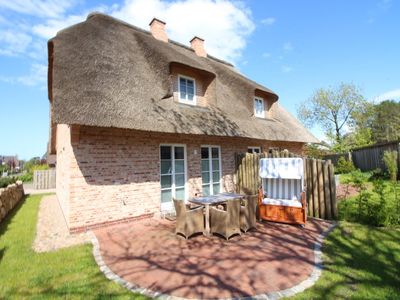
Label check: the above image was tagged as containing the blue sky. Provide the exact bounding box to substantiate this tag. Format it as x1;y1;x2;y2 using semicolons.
0;0;399;160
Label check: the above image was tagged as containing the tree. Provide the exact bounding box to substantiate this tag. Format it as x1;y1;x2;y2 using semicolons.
371;100;400;143
298;83;367;151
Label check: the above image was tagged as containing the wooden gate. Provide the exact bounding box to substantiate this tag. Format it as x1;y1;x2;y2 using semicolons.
235;151;337;220
33;169;56;190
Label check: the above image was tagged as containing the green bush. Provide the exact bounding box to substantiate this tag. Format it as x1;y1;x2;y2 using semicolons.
335;157;356;174
16;173;33;182
339;175;400;227
0;177;17;188
383;150;398;182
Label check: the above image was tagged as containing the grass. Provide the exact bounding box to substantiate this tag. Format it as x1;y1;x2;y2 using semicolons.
289;221;400;299
0;194;146;299
1;194;399;299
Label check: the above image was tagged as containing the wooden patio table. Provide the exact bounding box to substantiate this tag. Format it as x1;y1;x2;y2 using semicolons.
188;192;245;236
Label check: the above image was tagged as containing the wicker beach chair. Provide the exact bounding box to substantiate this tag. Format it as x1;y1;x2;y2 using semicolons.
240;195;258;232
173;199;204;239
210;198;241;240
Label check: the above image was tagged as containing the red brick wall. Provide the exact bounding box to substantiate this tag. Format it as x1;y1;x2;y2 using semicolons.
57;124;304;232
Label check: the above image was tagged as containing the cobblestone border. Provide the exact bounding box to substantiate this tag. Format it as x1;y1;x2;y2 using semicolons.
90;221;337;300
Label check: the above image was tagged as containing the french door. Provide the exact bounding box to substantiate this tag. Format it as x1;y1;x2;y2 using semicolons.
201;146;221;196
160;145;186;211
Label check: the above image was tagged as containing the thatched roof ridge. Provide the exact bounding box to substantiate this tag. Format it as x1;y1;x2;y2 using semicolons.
49;12;318;143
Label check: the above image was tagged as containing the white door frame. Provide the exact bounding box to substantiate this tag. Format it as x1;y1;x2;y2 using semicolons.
159;144;188;211
200;145;222;195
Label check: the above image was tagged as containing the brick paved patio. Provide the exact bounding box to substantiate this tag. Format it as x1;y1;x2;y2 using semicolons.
94;218;334;299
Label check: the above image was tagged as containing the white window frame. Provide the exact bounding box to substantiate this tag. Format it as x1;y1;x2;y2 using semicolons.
159;144;188;211
200;145;222;195
178;75;197;105
254;97;265;118
248;146;261;154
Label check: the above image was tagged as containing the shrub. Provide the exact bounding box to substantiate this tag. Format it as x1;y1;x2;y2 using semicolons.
383;150;398;182
0;177;17;188
17;173;33;182
335;157;356;174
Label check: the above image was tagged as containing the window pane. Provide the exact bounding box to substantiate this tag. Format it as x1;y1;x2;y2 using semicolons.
212;183;220;194
175;174;185;187
247;148;253;153
187;93;194;101
201;147;209;159
212;171;220;183
202;184;210;196
201;160;209;172
180;91;187;100
254;148;260;153
211;147;219;158
174;147;184;159
202;172;210;184
212;159;220;171
175;160;184;173
161;189;172;203
187;79;194;88
187;86;194;96
161;175;172;188
160;146;171;159
175;187;185;200
179;77;186;87
161;160;172;174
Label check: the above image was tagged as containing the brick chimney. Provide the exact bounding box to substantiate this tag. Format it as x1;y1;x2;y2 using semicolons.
190;36;207;57
149;18;168;42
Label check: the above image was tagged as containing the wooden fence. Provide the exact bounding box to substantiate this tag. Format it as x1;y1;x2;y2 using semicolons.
235;151;337;220
325;141;400;176
33;169;56;190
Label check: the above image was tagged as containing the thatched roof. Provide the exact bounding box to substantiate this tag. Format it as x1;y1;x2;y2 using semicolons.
48;13;318;143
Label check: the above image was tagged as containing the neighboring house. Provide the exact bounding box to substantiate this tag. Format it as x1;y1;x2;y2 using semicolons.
0;155;19;171
48;13;318;233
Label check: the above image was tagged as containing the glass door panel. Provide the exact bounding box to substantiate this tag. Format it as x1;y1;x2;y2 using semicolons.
160;145;186;210
201;146;221;196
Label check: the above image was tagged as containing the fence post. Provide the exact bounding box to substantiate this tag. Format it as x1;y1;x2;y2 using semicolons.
328;161;337;219
306;159;313;217
312;159;319;218
323;161;332;219
317;160;325;219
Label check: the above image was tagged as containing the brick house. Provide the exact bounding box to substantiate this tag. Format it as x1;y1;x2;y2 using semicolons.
48;13;318;233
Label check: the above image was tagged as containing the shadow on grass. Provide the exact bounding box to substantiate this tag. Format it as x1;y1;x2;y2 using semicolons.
290;223;400;299
0;195;27;238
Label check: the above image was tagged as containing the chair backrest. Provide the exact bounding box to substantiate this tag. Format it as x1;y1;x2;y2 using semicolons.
263;178;302;200
173;198;186;219
227;198;241;226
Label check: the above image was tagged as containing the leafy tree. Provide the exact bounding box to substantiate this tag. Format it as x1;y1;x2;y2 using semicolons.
298;83;367;151
371;100;400;143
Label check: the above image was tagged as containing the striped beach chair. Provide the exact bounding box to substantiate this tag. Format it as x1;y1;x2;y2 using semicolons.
258;158;307;225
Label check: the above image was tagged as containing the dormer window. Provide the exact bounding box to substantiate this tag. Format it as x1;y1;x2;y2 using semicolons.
178;75;196;105
254;97;264;118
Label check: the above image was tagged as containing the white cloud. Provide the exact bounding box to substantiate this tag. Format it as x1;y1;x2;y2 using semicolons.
283;42;293;52
0;30;32;56
0;0;74;18
111;0;255;63
281;65;293;73
262;52;271;58
261;17;275;25
373;89;400;102
0;63;47;87
32;14;87;39
17;63;47;86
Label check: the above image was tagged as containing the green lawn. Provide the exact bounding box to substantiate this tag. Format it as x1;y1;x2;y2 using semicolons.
0;194;145;299
289;222;400;299
1;194;399;299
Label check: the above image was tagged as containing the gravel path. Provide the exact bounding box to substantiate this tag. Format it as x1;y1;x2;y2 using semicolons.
33;194;91;252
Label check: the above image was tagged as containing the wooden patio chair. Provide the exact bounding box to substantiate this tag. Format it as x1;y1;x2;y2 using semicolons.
210;198;241;240
173;198;204;239
240;195;258;232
